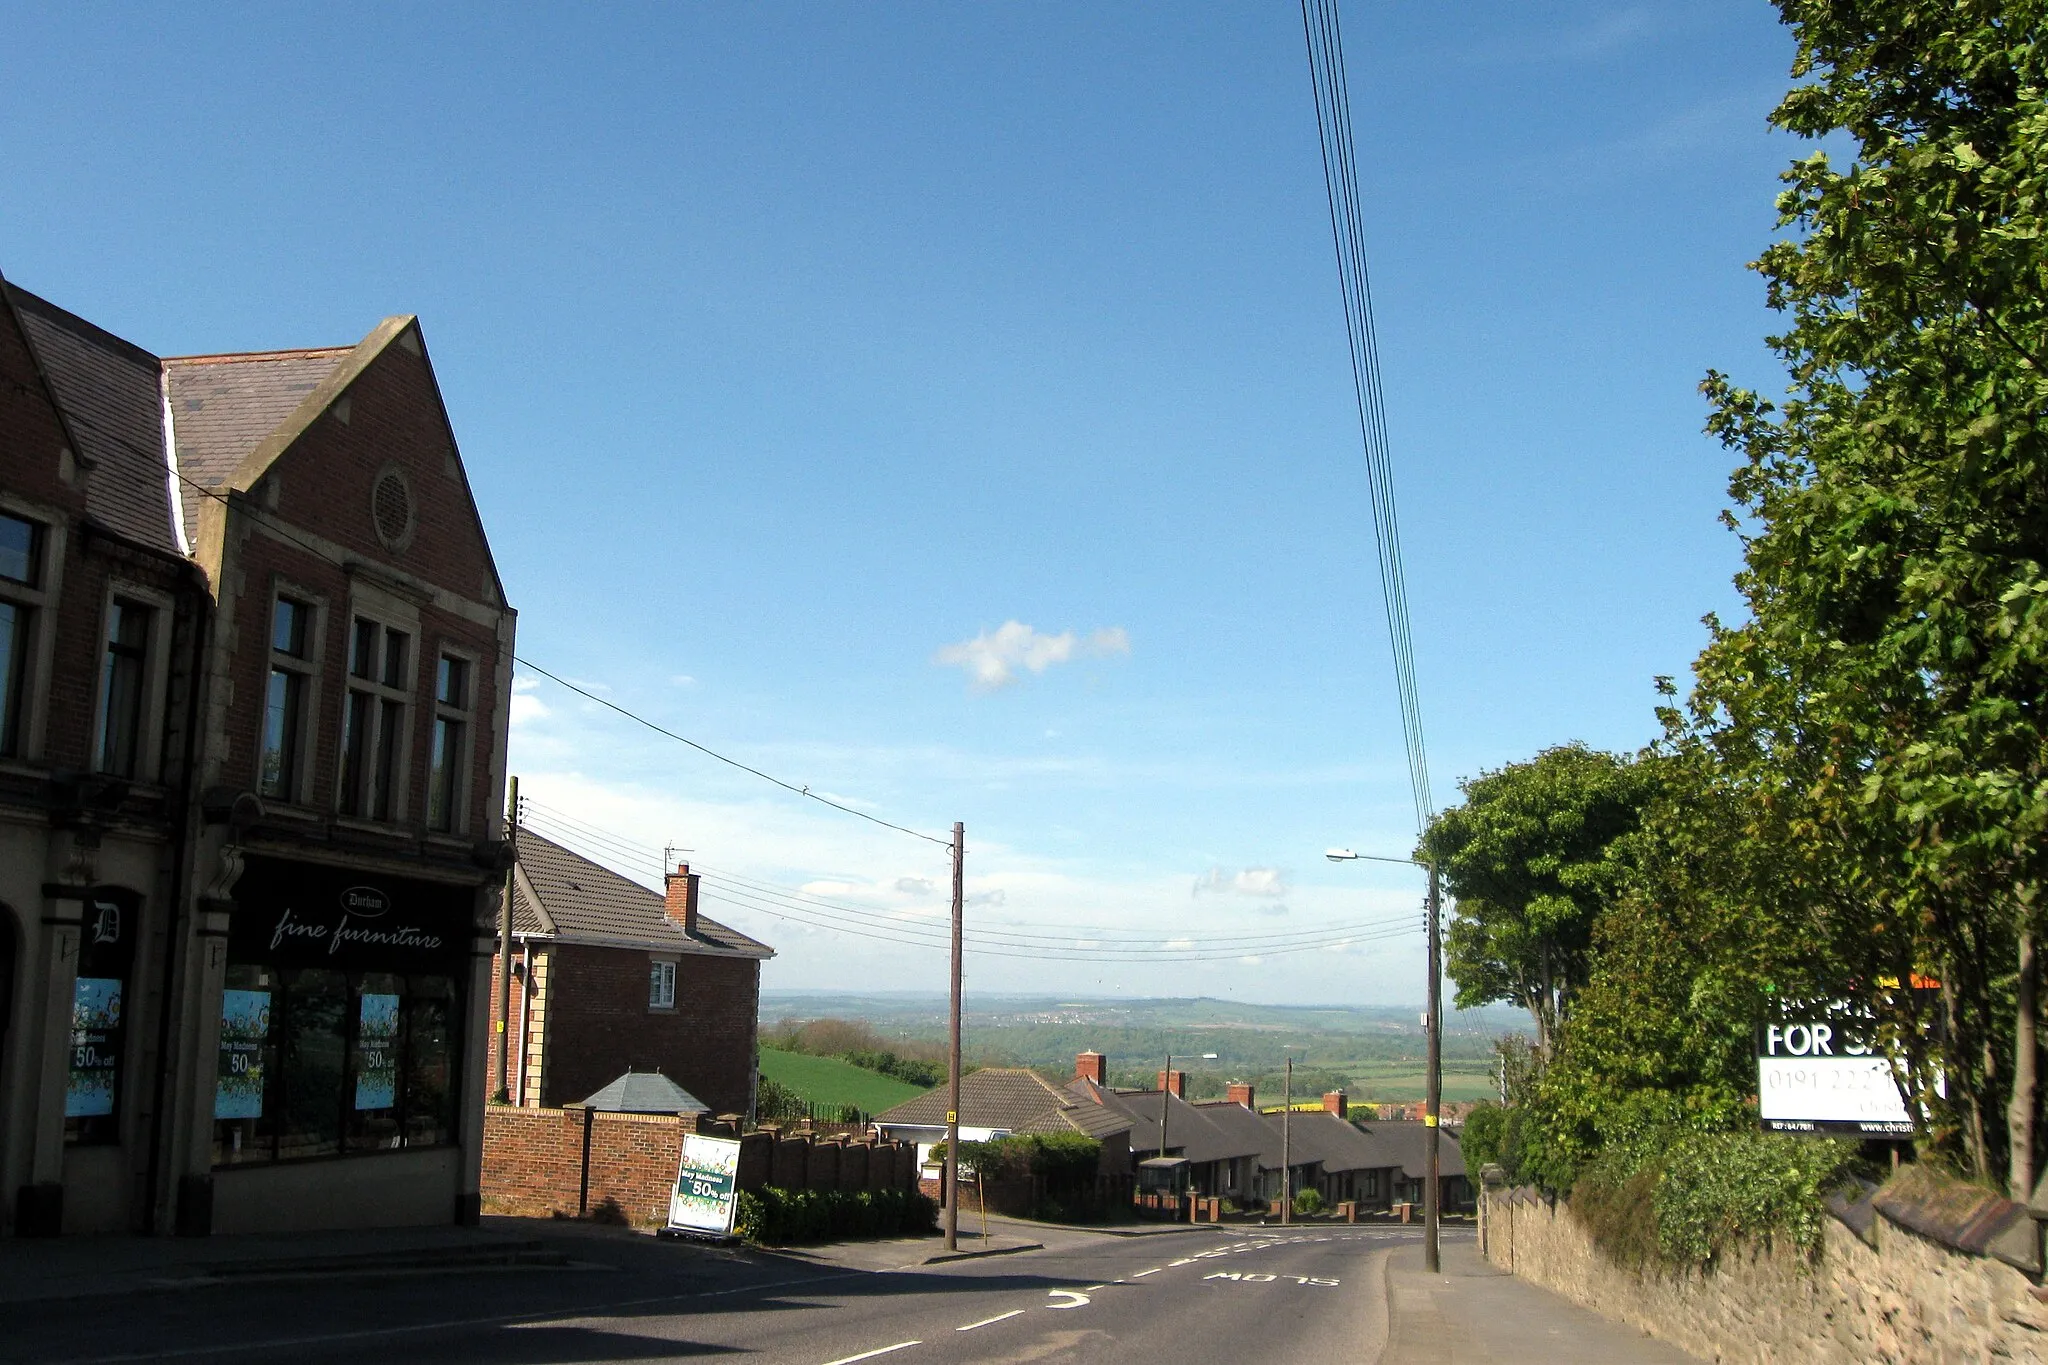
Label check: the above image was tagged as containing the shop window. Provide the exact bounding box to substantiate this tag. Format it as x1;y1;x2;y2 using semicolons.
211;967;462;1165
0;511;46;759
649;958;677;1010
66;889;140;1145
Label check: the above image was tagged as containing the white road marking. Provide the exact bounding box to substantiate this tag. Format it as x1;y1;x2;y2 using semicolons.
820;1343;922;1365
1131;1268;1162;1278
1081;1284;1108;1291
1045;1290;1092;1310
956;1311;1025;1333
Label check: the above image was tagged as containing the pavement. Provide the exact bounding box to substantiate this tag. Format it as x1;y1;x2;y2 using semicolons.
0;1216;1703;1363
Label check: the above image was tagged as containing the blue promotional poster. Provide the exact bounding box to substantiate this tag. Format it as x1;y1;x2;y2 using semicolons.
215;989;272;1120
354;993;400;1111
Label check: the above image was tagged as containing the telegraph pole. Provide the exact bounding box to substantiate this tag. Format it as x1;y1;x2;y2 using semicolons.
492;775;518;1103
1281;1056;1293;1224
944;821;964;1252
1424;860;1442;1273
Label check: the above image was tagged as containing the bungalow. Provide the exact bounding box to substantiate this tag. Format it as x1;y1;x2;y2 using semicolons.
872;1066;1131;1187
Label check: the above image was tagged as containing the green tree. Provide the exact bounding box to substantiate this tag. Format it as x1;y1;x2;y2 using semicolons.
1686;0;2048;1189
1421;745;1653;1055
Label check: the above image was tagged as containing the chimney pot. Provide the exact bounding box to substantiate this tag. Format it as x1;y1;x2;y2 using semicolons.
1226;1082;1255;1110
1075;1051;1108;1086
1322;1090;1347;1118
664;863;700;937
1156;1069;1186;1100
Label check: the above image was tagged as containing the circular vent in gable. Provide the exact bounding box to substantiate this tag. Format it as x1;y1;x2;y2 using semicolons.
370;465;416;552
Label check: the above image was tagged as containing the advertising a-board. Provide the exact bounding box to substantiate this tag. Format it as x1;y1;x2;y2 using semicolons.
667;1134;743;1238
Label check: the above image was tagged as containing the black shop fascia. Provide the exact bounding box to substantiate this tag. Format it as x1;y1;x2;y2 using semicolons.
214;857;475;1168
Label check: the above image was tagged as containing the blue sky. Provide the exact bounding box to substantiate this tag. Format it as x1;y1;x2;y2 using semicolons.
2;3;1800;1004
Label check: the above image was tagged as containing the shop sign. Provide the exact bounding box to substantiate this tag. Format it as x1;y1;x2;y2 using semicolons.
1757;1013;1915;1135
215;989;271;1119
667;1134;742;1238
230;857;472;972
67;890;139;1124
355;992;401;1110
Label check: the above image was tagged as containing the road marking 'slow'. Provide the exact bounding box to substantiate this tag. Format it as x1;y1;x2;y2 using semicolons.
956;1311;1024;1333
1131;1267;1161;1278
820;1342;922;1365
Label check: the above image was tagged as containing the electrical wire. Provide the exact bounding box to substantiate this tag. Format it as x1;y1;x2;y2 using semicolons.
158;464;948;850
517;802;1424;963
1300;0;1434;838
521;801;1416;947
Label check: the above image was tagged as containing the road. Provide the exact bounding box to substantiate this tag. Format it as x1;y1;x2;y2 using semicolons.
0;1223;1425;1365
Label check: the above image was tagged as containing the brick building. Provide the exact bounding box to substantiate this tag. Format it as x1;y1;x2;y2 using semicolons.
493;828;773;1119
0;270;514;1236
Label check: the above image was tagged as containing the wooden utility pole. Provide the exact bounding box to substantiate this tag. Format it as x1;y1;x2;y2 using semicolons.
1281;1056;1293;1224
1424;860;1442;1273
944;821;964;1252
493;775;518;1103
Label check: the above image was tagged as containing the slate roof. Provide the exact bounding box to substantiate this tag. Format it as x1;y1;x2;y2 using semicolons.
875;1068;1134;1140
1066;1079;1265;1166
3;284;179;554
571;1069;708;1114
161;348;349;537
1353;1119;1466;1180
510;826;773;959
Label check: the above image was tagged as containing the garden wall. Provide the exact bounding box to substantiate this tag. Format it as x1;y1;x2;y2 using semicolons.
1480;1169;2048;1363
481;1108;917;1228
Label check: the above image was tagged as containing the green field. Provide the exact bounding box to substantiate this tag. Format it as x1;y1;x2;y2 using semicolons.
758;1047;927;1114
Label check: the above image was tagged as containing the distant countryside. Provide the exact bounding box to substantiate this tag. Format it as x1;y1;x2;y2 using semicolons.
756;993;1523;1109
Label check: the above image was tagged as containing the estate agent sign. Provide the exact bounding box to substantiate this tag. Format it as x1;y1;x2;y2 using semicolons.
1756;1012;1914;1135
667;1134;742;1238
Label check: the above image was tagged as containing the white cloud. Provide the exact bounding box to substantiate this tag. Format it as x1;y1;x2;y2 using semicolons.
895;877;934;895
670;674;696;687
509;678;550;728
933;621;1131;691
1193;866;1291;898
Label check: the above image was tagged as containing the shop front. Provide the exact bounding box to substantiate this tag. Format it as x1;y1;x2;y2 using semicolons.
207;856;484;1232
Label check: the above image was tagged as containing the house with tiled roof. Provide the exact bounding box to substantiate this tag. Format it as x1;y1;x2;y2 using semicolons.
497;828;773;1119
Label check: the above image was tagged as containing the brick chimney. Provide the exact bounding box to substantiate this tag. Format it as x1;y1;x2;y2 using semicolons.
1322;1090;1347;1118
664;863;700;937
1075;1051;1108;1086
1156;1070;1186;1099
1226;1082;1255;1109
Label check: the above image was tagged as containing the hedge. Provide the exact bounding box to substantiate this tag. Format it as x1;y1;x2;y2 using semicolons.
734;1187;939;1245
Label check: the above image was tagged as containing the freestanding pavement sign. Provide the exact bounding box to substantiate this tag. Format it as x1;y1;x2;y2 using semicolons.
665;1133;743;1240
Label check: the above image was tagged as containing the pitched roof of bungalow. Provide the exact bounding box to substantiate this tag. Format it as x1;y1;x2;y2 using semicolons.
1064;1078;1266;1165
876;1067;1133;1140
511;826;773;959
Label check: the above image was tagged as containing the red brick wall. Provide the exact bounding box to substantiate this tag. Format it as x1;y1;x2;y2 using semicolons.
481;1106;685;1227
537;943;759;1116
211;329;508;837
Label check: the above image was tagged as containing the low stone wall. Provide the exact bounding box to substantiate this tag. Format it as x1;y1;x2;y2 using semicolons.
481;1108;919;1229
1481;1177;2048;1363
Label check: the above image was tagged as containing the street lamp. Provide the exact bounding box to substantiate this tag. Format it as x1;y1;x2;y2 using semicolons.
1326;846;1444;1274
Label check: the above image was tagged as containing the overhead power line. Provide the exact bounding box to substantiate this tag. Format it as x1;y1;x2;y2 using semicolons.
511;657;950;847
515;800;1422;963
1301;0;1434;837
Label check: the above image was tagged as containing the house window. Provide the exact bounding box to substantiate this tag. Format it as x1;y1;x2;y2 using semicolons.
426;652;471;833
338;617;413;820
648;959;677;1010
96;599;151;777
259;596;313;801
0;512;46;758
211;967;458;1165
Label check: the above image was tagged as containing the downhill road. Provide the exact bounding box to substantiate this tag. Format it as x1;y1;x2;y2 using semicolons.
0;1220;1693;1364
